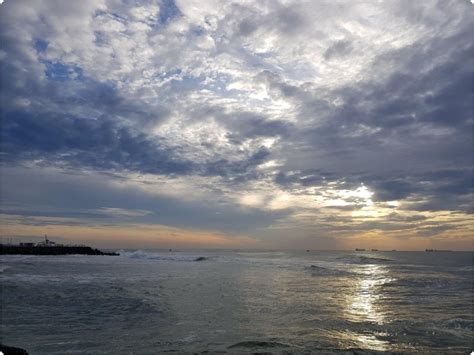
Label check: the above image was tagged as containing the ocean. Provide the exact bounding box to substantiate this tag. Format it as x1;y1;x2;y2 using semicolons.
1;250;472;354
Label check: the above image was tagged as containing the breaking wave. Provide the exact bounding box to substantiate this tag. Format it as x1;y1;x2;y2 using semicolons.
306;265;353;277
228;341;294;349
119;250;208;262
441;317;473;331
338;255;394;265
0;265;11;273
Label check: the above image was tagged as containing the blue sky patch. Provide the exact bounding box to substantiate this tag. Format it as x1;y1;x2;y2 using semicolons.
34;39;48;53
43;60;83;82
159;0;181;24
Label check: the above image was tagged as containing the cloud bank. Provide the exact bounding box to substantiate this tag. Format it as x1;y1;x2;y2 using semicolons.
0;0;472;249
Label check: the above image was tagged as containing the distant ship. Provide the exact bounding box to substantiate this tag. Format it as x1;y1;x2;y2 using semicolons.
355;248;366;251
371;249;378;251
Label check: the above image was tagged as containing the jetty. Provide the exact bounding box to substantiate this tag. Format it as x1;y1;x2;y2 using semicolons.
0;235;119;256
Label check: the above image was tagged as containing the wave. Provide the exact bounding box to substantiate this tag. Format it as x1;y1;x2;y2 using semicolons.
306;265;353;277
228;341;294;349
384;275;468;290
441;317;473;331
402;317;474;340
0;265;11;273
456;265;473;272
118;250;208;262
338;255;394;265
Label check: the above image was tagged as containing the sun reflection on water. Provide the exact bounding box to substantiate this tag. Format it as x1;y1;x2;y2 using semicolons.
350;265;385;324
344;264;394;351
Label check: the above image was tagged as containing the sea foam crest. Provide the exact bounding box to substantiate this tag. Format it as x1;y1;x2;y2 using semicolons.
119;250;208;262
306;265;353;277
338;255;394;265
442;317;473;331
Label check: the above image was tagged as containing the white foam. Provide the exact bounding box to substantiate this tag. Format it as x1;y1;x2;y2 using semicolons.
119;250;207;262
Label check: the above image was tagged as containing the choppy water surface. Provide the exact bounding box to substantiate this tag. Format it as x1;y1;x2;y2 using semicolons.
1;250;472;354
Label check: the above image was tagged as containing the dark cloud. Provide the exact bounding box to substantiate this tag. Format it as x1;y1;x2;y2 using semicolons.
204;146;271;181
238;18;259;37
1;107;276;181
272;6;307;35
274;166;472;213
386;212;427;223
324;40;353;61
235;4;307;38
275;169;335;187
369;180;416;202
218;111;291;139
270;24;473;215
1;109;194;175
416;224;459;237
0;167;286;233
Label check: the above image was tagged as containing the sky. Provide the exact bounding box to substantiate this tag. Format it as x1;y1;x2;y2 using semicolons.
0;0;472;250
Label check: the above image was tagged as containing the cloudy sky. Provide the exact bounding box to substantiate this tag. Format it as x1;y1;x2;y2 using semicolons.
0;0;472;250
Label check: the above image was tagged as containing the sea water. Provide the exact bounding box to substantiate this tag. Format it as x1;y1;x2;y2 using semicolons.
1;250;472;354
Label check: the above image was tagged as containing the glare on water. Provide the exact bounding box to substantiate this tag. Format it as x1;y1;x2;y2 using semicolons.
343;264;394;351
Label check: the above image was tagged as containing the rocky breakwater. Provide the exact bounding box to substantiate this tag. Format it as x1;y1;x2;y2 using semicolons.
0;343;29;354
0;244;119;256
